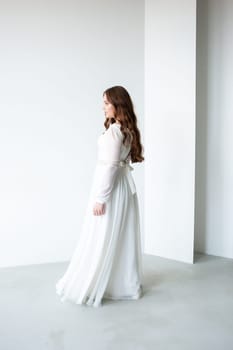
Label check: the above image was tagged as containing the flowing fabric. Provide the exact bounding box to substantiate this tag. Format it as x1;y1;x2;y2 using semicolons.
55;123;143;307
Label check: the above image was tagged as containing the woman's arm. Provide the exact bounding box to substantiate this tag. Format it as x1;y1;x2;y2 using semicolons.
94;124;123;205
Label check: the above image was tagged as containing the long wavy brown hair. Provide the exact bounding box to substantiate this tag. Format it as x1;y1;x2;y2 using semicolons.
103;86;144;163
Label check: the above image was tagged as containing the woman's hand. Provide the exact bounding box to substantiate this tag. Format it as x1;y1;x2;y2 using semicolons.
93;202;106;216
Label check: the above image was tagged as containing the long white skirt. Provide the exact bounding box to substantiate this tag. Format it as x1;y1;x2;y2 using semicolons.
55;164;143;307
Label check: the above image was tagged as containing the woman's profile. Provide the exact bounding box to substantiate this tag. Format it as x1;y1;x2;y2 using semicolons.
55;85;145;307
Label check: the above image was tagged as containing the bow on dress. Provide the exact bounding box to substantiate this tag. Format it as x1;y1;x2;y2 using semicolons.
97;159;136;195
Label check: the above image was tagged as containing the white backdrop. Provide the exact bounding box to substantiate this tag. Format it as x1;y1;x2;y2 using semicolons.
1;0;232;268
144;0;196;263
0;0;144;268
195;0;233;259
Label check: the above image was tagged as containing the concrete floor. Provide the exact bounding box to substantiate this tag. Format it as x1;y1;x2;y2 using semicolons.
0;253;233;350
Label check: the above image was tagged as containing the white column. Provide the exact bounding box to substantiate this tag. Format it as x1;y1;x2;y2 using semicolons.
144;0;196;263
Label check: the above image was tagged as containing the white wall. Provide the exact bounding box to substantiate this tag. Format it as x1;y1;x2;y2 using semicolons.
144;0;196;263
2;0;231;269
0;0;144;268
195;0;233;259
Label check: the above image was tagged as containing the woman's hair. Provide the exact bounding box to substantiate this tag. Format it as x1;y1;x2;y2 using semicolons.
103;86;144;163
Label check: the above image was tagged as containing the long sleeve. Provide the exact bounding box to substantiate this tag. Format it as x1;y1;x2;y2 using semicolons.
95;125;123;204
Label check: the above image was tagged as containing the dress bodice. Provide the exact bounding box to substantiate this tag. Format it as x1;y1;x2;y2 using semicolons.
97;123;132;162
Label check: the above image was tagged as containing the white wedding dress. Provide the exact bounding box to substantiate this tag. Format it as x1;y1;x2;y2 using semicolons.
55;122;143;307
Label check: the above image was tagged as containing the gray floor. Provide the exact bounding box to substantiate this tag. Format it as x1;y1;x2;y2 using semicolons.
0;253;232;350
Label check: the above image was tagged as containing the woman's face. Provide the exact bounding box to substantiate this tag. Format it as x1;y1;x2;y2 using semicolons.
103;93;116;120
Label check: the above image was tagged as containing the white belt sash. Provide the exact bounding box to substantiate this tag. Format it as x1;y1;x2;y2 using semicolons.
97;159;136;195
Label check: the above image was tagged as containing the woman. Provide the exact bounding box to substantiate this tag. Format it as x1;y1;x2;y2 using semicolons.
56;85;144;307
